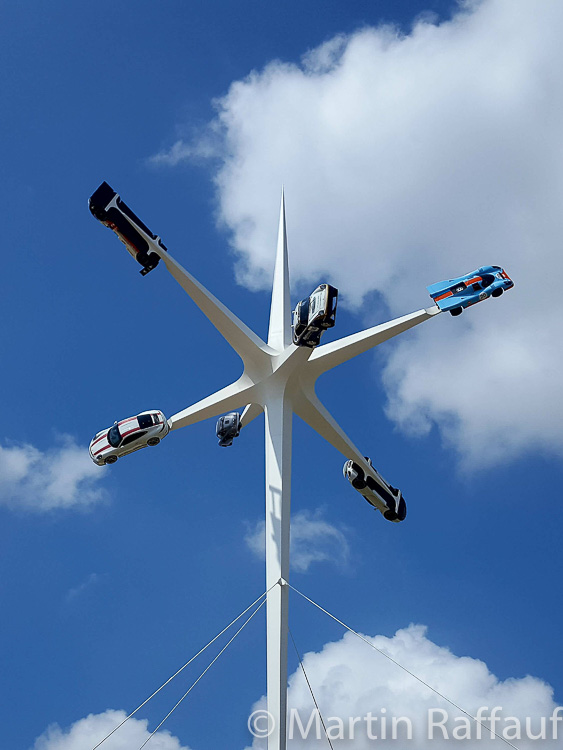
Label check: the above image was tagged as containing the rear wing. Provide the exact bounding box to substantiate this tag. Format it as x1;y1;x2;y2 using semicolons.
426;278;462;298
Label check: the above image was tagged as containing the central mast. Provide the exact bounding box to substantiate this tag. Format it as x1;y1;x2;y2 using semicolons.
265;192;293;749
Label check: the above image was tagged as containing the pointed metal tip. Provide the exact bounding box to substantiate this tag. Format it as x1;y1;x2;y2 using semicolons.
269;186;291;350
279;187;286;224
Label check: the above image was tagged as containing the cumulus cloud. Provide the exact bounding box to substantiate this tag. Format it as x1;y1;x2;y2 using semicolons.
245;509;350;572
154;0;563;467
32;709;191;750
246;624;562;748
0;435;107;511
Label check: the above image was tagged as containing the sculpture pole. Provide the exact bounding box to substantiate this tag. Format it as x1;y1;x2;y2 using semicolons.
263;197;293;749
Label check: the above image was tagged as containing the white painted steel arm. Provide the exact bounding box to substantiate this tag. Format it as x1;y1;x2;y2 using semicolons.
149;242;273;369
240;402;264;428
168;376;255;431
267;191;293;352
306;306;440;377
293;390;374;477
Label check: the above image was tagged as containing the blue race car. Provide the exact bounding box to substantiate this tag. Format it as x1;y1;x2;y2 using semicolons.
427;265;514;316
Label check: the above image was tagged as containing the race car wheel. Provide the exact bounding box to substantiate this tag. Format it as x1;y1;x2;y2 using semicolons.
147;437;160;446
351;466;366;490
491;288;504;297
450;307;463;316
105;455;118;464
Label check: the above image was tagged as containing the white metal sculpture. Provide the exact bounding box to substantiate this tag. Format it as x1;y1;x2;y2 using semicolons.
136;193;440;749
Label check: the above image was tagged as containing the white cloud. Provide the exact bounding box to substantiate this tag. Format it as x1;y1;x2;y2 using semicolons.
382;307;563;468
154;0;563;467
245;509;350;572
32;710;191;750
246;624;562;749
150;140;195;166
65;573;101;602
149;135;219;167
0;435;107;511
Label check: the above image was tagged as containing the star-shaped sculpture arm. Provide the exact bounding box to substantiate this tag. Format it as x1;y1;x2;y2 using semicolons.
306;305;441;379
293;389;376;481
240;402;264;428
147;242;274;376
168;376;256;431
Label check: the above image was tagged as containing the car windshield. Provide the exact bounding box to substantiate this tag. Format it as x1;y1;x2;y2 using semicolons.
107;424;122;448
481;274;495;288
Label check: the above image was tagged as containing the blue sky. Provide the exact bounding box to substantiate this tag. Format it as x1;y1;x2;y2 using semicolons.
2;1;563;748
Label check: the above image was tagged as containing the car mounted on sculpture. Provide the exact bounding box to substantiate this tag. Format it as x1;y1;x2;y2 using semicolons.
216;412;241;447
427;265;514;316
89;181;167;276
292;283;338;347
89;410;170;465
343;457;407;522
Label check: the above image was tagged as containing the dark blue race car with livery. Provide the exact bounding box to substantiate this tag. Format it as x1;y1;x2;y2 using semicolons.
427;265;514;316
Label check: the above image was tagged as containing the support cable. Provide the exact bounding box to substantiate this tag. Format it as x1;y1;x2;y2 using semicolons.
289;584;521;750
289;628;334;750
138;597;267;750
92;585;276;750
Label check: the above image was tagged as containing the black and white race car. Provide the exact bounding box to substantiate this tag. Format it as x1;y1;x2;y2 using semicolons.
343;457;407;522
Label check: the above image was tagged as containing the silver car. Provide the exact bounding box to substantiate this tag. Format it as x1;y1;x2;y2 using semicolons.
216;412;241;447
89;410;170;465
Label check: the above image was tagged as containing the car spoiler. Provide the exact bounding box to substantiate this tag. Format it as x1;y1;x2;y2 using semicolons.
426;278;461;297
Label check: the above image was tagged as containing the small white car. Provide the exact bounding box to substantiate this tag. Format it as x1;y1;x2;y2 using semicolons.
89;410;170;465
343;458;407;522
292;283;338;347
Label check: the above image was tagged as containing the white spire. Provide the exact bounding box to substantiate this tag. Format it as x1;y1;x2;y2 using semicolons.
267;189;292;352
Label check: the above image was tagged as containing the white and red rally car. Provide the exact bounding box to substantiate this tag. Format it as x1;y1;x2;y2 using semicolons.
89;410;170;465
